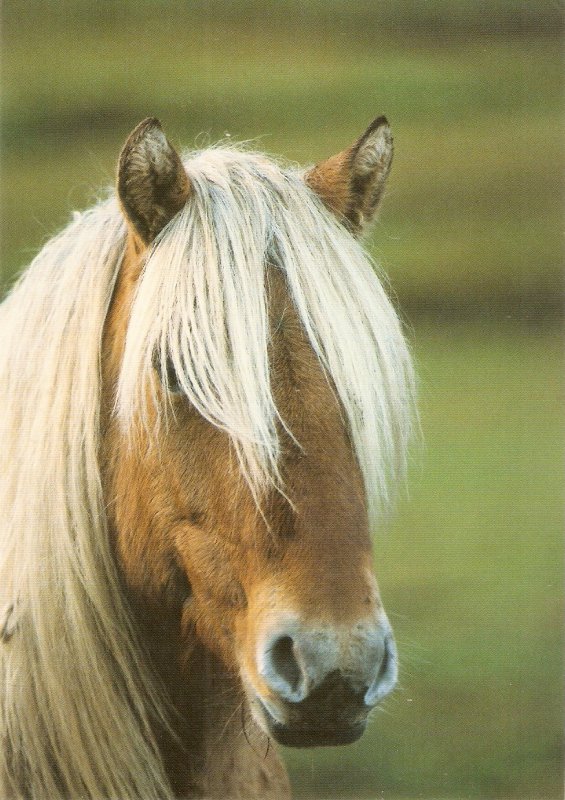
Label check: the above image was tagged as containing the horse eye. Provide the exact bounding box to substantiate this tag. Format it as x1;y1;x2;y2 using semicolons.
153;353;184;395
164;553;193;608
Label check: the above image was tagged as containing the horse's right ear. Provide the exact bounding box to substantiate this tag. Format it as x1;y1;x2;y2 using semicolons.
117;118;191;245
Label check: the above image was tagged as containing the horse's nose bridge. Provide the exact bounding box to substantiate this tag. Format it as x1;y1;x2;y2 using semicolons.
256;612;392;703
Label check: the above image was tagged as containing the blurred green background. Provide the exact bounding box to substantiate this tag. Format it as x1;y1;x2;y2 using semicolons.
1;2;563;797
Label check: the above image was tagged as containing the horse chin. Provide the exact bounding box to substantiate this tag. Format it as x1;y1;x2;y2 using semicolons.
245;685;368;749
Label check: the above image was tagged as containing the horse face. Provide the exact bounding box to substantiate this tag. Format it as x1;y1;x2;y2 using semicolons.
104;118;399;748
105;279;397;747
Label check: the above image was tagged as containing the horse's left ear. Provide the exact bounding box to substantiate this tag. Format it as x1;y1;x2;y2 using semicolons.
117;118;191;245
305;116;393;234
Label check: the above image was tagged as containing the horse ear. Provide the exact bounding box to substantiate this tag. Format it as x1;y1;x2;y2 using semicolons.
117;118;191;245
305;116;393;234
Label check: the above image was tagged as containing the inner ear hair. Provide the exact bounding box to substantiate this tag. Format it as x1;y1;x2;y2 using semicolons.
117;117;191;245
347;116;393;228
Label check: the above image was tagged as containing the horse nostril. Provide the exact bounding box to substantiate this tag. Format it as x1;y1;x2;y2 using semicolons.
364;630;398;706
264;635;305;702
257;619;397;707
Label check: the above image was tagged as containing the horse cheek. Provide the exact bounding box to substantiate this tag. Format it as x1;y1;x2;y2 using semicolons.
174;529;243;659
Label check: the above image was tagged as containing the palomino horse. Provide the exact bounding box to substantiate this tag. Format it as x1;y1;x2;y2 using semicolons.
0;117;414;799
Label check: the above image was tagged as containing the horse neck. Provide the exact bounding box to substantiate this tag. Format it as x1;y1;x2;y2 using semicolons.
128;592;290;799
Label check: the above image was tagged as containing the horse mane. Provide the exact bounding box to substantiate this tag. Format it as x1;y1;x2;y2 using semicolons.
0;200;174;798
0;146;414;798
118;147;415;517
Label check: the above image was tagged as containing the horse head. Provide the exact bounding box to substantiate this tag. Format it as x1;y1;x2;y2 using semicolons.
102;117;410;750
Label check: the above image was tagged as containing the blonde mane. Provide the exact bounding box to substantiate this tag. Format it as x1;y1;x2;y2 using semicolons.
0;146;414;798
118;147;414;518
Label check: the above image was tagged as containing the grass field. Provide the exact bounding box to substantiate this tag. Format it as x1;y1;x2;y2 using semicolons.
1;4;563;316
1;2;563;797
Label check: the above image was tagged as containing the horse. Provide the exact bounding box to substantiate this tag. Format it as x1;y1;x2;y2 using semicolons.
0;116;414;799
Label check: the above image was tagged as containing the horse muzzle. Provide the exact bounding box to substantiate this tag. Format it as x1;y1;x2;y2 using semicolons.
254;671;370;747
243;613;398;747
